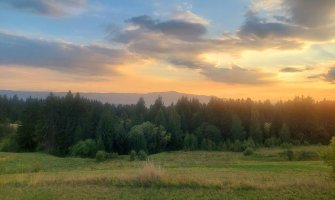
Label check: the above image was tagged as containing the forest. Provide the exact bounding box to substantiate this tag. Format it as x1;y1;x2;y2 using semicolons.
0;91;334;157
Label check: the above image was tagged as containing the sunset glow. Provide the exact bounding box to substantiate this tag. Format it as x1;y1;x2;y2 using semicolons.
1;0;335;100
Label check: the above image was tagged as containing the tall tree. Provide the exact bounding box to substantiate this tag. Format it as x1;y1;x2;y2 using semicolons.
249;109;263;144
279;123;291;143
230;114;246;141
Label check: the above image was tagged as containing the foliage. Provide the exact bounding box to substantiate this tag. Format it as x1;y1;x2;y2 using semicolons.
281;142;293;149
195;123;222;146
96;150;108;162
128;122;171;154
264;136;280;147
183;133;198;151
137;150;148;161
1;93;335;156
129;150;136;161
69;139;98;158
242;137;256;150
108;152;119;159
0;134;19;152
279;123;291;143
233;140;243;152
201;138;216;151
286;150;294;161
249;109;263;144
320;137;335;173
243;147;254;156
296;151;319;161
231;114;246;141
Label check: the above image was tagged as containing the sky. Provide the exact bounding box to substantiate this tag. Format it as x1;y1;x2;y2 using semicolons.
1;0;335;100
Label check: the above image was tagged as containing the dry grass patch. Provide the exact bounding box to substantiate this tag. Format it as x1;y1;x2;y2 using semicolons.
136;162;164;185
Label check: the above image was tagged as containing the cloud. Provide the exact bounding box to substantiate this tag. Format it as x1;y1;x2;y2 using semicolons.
308;67;335;83
284;0;335;28
0;0;86;16
124;15;207;40
250;0;283;12
237;0;335;50
107;11;277;84
251;0;335;28
201;65;274;84
324;67;335;83
104;4;335;84
109;12;214;69
280;67;303;73
172;10;209;25
0;33;129;75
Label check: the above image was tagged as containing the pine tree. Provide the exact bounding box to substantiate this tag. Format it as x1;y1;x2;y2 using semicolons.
230;114;246;141
279;123;291;143
249;109;263;144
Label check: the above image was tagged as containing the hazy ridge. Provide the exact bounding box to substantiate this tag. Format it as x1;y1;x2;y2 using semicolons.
0;90;214;105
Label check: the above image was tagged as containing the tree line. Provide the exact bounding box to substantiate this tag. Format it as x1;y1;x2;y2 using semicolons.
0;92;334;157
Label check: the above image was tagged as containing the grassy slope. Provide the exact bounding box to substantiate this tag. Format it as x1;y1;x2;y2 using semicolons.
0;146;334;200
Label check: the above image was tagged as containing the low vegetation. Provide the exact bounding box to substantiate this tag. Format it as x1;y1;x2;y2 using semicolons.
320;137;335;174
0;145;334;199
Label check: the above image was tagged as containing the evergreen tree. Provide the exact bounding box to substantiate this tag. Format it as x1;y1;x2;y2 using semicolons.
249;109;263;144
96;110;118;152
230;114;246;141
279;123;291;143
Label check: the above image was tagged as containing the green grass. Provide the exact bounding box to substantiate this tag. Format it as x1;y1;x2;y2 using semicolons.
0;145;334;199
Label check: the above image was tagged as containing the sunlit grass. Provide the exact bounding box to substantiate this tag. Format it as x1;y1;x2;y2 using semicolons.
0;145;334;199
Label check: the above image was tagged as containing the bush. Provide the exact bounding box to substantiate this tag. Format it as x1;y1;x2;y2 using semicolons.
138;150;148;161
201;138;216;151
183;133;198;151
96;150;108;162
280;142;293;149
320;137;335;174
233;140;243;152
108;152;118;159
243;147;254;156
0;135;19;152
264;137;280;147
242;137;256;150
130;150;136;161
69;139;98;158
286;150;294;161
296;151;319;161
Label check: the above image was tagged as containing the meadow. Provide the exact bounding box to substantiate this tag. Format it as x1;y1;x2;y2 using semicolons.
0;145;334;200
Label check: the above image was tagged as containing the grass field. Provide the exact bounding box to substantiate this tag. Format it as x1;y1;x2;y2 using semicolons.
0;146;334;199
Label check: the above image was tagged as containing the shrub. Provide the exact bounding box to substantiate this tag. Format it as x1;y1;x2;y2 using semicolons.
201;138;216;151
264;137;280;147
96;150;108;162
242;137;256;150
280;142;293;149
286;150;294;161
0;135;19;152
108;152;118;159
233;140;243;152
138;150;148;161
243;147;254;156
320;137;335;174
296;151;319;161
183;133;198;151
130;150;136;161
69;139;98;158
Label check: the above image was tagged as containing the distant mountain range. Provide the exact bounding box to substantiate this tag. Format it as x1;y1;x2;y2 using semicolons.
0;90;214;105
